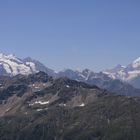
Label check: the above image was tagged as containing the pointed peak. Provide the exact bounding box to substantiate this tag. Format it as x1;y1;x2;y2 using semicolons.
132;57;140;68
133;57;140;63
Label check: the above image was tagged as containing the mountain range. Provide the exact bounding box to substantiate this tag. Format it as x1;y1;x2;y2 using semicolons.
0;72;140;140
0;53;140;96
0;53;140;139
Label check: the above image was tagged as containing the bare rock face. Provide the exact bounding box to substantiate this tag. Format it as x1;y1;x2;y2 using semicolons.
0;72;101;116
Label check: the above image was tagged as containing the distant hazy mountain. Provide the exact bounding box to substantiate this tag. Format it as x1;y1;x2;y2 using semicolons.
104;57;140;88
56;69;140;96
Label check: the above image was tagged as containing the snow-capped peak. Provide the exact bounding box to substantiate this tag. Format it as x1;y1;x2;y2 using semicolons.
104;57;140;84
0;52;55;77
132;57;140;68
0;53;38;76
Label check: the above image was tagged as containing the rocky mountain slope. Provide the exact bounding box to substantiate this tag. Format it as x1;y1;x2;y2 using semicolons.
0;72;140;140
0;72;102;117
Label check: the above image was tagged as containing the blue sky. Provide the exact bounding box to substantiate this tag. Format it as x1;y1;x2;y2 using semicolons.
0;0;140;71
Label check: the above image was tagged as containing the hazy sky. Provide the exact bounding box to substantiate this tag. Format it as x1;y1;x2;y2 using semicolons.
0;0;140;71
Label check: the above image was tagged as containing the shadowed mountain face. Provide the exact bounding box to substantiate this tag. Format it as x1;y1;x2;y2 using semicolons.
0;72;102;117
0;72;140;139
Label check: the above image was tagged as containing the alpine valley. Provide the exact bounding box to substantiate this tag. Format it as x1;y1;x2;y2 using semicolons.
0;53;140;140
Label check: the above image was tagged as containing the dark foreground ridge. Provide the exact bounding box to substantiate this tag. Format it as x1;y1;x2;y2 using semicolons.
0;72;140;140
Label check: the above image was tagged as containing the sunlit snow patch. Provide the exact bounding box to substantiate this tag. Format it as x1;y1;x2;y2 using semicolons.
36;108;48;112
66;85;70;88
79;103;85;107
29;101;50;106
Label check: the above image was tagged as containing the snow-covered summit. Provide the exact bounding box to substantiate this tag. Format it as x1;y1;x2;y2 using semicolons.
0;53;54;76
104;57;140;88
0;53;37;76
132;57;140;68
